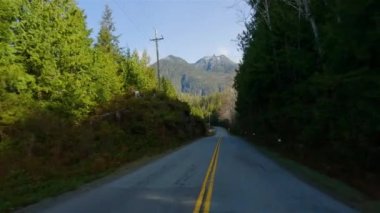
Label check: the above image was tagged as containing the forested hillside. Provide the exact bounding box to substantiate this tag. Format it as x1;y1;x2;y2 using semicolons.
179;88;236;126
234;0;379;197
0;0;205;211
154;54;238;126
153;55;237;95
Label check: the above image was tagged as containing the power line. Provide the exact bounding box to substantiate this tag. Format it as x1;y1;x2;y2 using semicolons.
150;29;164;90
110;0;147;38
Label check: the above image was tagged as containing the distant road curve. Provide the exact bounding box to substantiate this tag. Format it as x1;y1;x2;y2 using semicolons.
21;127;356;213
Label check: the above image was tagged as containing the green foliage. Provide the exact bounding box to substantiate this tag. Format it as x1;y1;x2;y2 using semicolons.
0;1;159;121
96;4;119;54
123;50;157;91
0;0;35;124
161;77;177;98
235;0;380;197
91;48;123;103
0;1;207;211
0;94;205;211
179;89;235;127
5;0;97;119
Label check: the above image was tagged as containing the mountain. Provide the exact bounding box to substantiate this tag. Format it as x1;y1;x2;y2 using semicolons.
194;55;238;73
152;55;237;95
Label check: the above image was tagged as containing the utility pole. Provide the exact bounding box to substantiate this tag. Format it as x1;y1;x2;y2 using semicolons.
208;112;211;129
150;29;164;90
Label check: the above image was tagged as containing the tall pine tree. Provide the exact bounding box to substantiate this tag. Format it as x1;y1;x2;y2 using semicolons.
96;4;119;54
92;5;123;103
13;0;97;118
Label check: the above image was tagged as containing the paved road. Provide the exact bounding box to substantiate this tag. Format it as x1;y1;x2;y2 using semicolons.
24;127;356;213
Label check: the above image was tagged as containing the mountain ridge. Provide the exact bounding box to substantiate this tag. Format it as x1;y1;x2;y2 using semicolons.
152;54;237;95
194;55;237;73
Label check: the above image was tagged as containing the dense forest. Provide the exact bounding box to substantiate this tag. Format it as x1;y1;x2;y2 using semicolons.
234;0;379;197
179;88;236;126
0;1;158;122
0;0;205;211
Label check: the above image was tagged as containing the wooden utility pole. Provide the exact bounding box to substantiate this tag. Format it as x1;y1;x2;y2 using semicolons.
150;29;164;90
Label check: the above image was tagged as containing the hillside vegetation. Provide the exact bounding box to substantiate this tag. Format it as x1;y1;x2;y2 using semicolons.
234;0;379;200
179;88;236;127
0;93;205;211
0;1;205;211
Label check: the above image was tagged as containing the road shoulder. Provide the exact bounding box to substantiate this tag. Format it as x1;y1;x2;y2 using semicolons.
230;135;369;211
17;136;210;213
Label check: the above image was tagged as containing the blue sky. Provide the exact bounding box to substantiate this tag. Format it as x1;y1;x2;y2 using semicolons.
76;0;250;63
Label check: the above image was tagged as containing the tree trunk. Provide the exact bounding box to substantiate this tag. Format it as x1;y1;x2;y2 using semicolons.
301;0;322;55
264;0;272;30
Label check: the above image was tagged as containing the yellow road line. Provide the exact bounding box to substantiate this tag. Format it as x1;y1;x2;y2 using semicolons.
193;139;219;212
193;137;221;213
203;137;221;212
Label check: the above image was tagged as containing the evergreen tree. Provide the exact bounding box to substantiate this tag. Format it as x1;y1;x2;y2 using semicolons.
91;5;124;103
96;4;119;54
91;47;123;103
11;0;97;118
162;78;177;98
235;0;379;171
123;50;157;91
0;0;35;124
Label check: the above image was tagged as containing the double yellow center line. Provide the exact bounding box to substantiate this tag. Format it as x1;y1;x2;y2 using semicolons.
193;137;222;213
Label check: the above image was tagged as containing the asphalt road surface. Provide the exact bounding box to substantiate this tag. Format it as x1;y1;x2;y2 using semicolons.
23;127;356;213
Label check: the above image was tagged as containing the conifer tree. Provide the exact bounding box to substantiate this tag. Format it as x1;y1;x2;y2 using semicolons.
96;4;119;54
13;0;97;118
123;50;157;91
92;5;124;103
235;0;379;170
0;0;35;124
